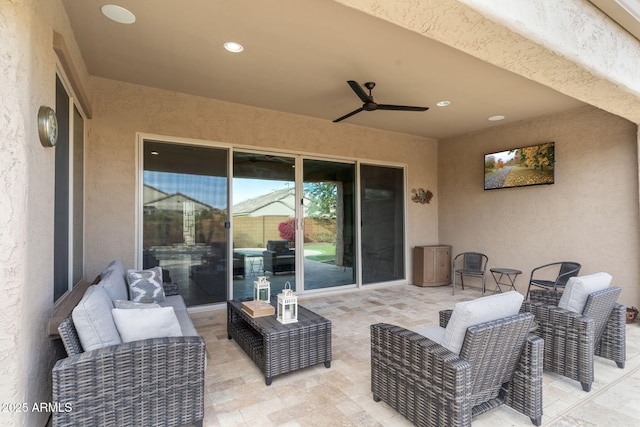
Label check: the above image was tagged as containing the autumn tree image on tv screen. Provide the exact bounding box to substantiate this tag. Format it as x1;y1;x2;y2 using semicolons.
484;142;555;190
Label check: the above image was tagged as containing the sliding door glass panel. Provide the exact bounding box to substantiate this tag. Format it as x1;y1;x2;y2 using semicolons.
360;164;405;284
232;152;296;299
303;159;356;290
54;75;70;300
143;141;228;306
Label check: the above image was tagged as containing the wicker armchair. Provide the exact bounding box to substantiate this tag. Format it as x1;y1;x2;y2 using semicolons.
371;311;543;426
52;316;206;427
522;287;625;392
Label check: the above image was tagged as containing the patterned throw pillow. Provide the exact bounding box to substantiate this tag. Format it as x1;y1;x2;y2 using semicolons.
127;266;166;303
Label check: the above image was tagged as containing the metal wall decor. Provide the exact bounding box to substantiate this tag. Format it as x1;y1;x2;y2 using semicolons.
411;188;433;204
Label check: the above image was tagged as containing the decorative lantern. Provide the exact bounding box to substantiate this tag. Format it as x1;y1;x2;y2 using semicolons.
253;276;271;303
277;281;298;324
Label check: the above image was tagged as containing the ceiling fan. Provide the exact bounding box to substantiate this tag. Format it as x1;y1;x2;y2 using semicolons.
333;80;429;123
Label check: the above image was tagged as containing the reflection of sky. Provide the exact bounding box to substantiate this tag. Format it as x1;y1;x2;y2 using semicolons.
144;171;291;208
486;150;515;163
233;178;292;203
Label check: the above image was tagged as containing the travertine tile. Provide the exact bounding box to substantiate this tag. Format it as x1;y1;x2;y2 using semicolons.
191;285;640;426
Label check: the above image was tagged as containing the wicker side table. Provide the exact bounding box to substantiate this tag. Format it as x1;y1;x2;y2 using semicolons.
227;299;332;385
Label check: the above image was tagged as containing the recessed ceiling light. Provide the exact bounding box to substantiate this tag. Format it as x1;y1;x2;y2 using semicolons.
150;151;159;156
223;41;244;53
488;115;505;121
436;101;451;107
101;5;136;24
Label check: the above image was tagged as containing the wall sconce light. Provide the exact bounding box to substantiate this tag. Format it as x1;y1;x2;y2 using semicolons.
37;106;58;147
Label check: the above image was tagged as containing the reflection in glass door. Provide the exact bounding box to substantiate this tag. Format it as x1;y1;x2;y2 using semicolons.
232;152;296;299
142;141;228;306
360;164;405;284
303;159;356;290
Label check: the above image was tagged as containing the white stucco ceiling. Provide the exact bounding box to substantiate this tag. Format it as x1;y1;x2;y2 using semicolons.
61;0;591;139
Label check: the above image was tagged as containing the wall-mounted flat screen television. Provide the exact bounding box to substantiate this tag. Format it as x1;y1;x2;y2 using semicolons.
484;142;555;190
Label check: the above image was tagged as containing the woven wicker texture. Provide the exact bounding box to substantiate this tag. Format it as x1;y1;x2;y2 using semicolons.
53;316;205;427
227;300;332;385
523;287;625;392
371;311;542;426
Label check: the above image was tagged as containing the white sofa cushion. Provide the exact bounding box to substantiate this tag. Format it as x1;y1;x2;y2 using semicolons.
127;266;166;303
440;291;524;354
558;272;612;313
112;307;183;342
114;300;161;309
72;285;122;351
158;295;198;336
415;325;446;344
99;261;128;301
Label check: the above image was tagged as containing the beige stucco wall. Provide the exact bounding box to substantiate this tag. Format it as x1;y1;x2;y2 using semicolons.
85;77;440;280
0;0;91;425
439;106;639;306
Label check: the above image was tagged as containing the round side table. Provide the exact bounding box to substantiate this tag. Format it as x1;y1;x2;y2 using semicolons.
490;268;522;293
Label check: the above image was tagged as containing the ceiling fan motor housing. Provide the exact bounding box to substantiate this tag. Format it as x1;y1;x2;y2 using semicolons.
333;80;428;123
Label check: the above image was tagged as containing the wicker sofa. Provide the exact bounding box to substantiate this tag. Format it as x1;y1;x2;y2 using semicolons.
51;261;206;427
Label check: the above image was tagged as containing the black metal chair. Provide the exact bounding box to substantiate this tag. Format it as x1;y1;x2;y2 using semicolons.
525;261;581;299
452;252;488;295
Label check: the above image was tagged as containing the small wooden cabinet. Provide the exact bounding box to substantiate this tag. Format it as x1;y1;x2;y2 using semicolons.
413;245;451;287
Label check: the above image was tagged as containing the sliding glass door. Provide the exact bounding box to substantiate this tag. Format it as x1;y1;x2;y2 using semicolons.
360;164;405;284
302;159;356;290
232;152;296;299
140;141;406;305
142;141;228;306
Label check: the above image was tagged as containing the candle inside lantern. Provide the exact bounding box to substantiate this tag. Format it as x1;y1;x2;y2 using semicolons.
284;308;291;321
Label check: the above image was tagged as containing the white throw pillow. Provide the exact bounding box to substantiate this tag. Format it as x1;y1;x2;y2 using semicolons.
72;285;122;351
441;291;524;354
558;272;612;314
127;266;165;303
111;307;183;343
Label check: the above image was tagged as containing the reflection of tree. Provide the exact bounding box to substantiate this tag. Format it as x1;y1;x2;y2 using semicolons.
305;182;337;219
521;143;554;170
484;155;496;171
278;218;296;241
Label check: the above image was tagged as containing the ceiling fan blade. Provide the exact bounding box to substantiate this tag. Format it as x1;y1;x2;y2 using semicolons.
377;104;429;112
347;80;370;103
333;107;365;123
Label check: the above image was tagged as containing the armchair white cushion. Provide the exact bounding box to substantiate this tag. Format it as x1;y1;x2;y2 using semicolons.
418;291;524;354
558;272;612;313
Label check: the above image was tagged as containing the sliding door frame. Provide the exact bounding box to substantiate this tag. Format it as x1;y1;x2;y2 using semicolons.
135;134;408;307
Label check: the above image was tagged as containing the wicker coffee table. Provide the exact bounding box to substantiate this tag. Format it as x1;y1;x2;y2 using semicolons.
227;299;332;385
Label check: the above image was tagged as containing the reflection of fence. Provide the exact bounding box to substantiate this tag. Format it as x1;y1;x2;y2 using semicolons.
233;216;335;248
144;211;227;247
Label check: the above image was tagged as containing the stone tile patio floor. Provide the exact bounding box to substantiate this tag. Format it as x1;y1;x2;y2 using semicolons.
191;284;640;427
